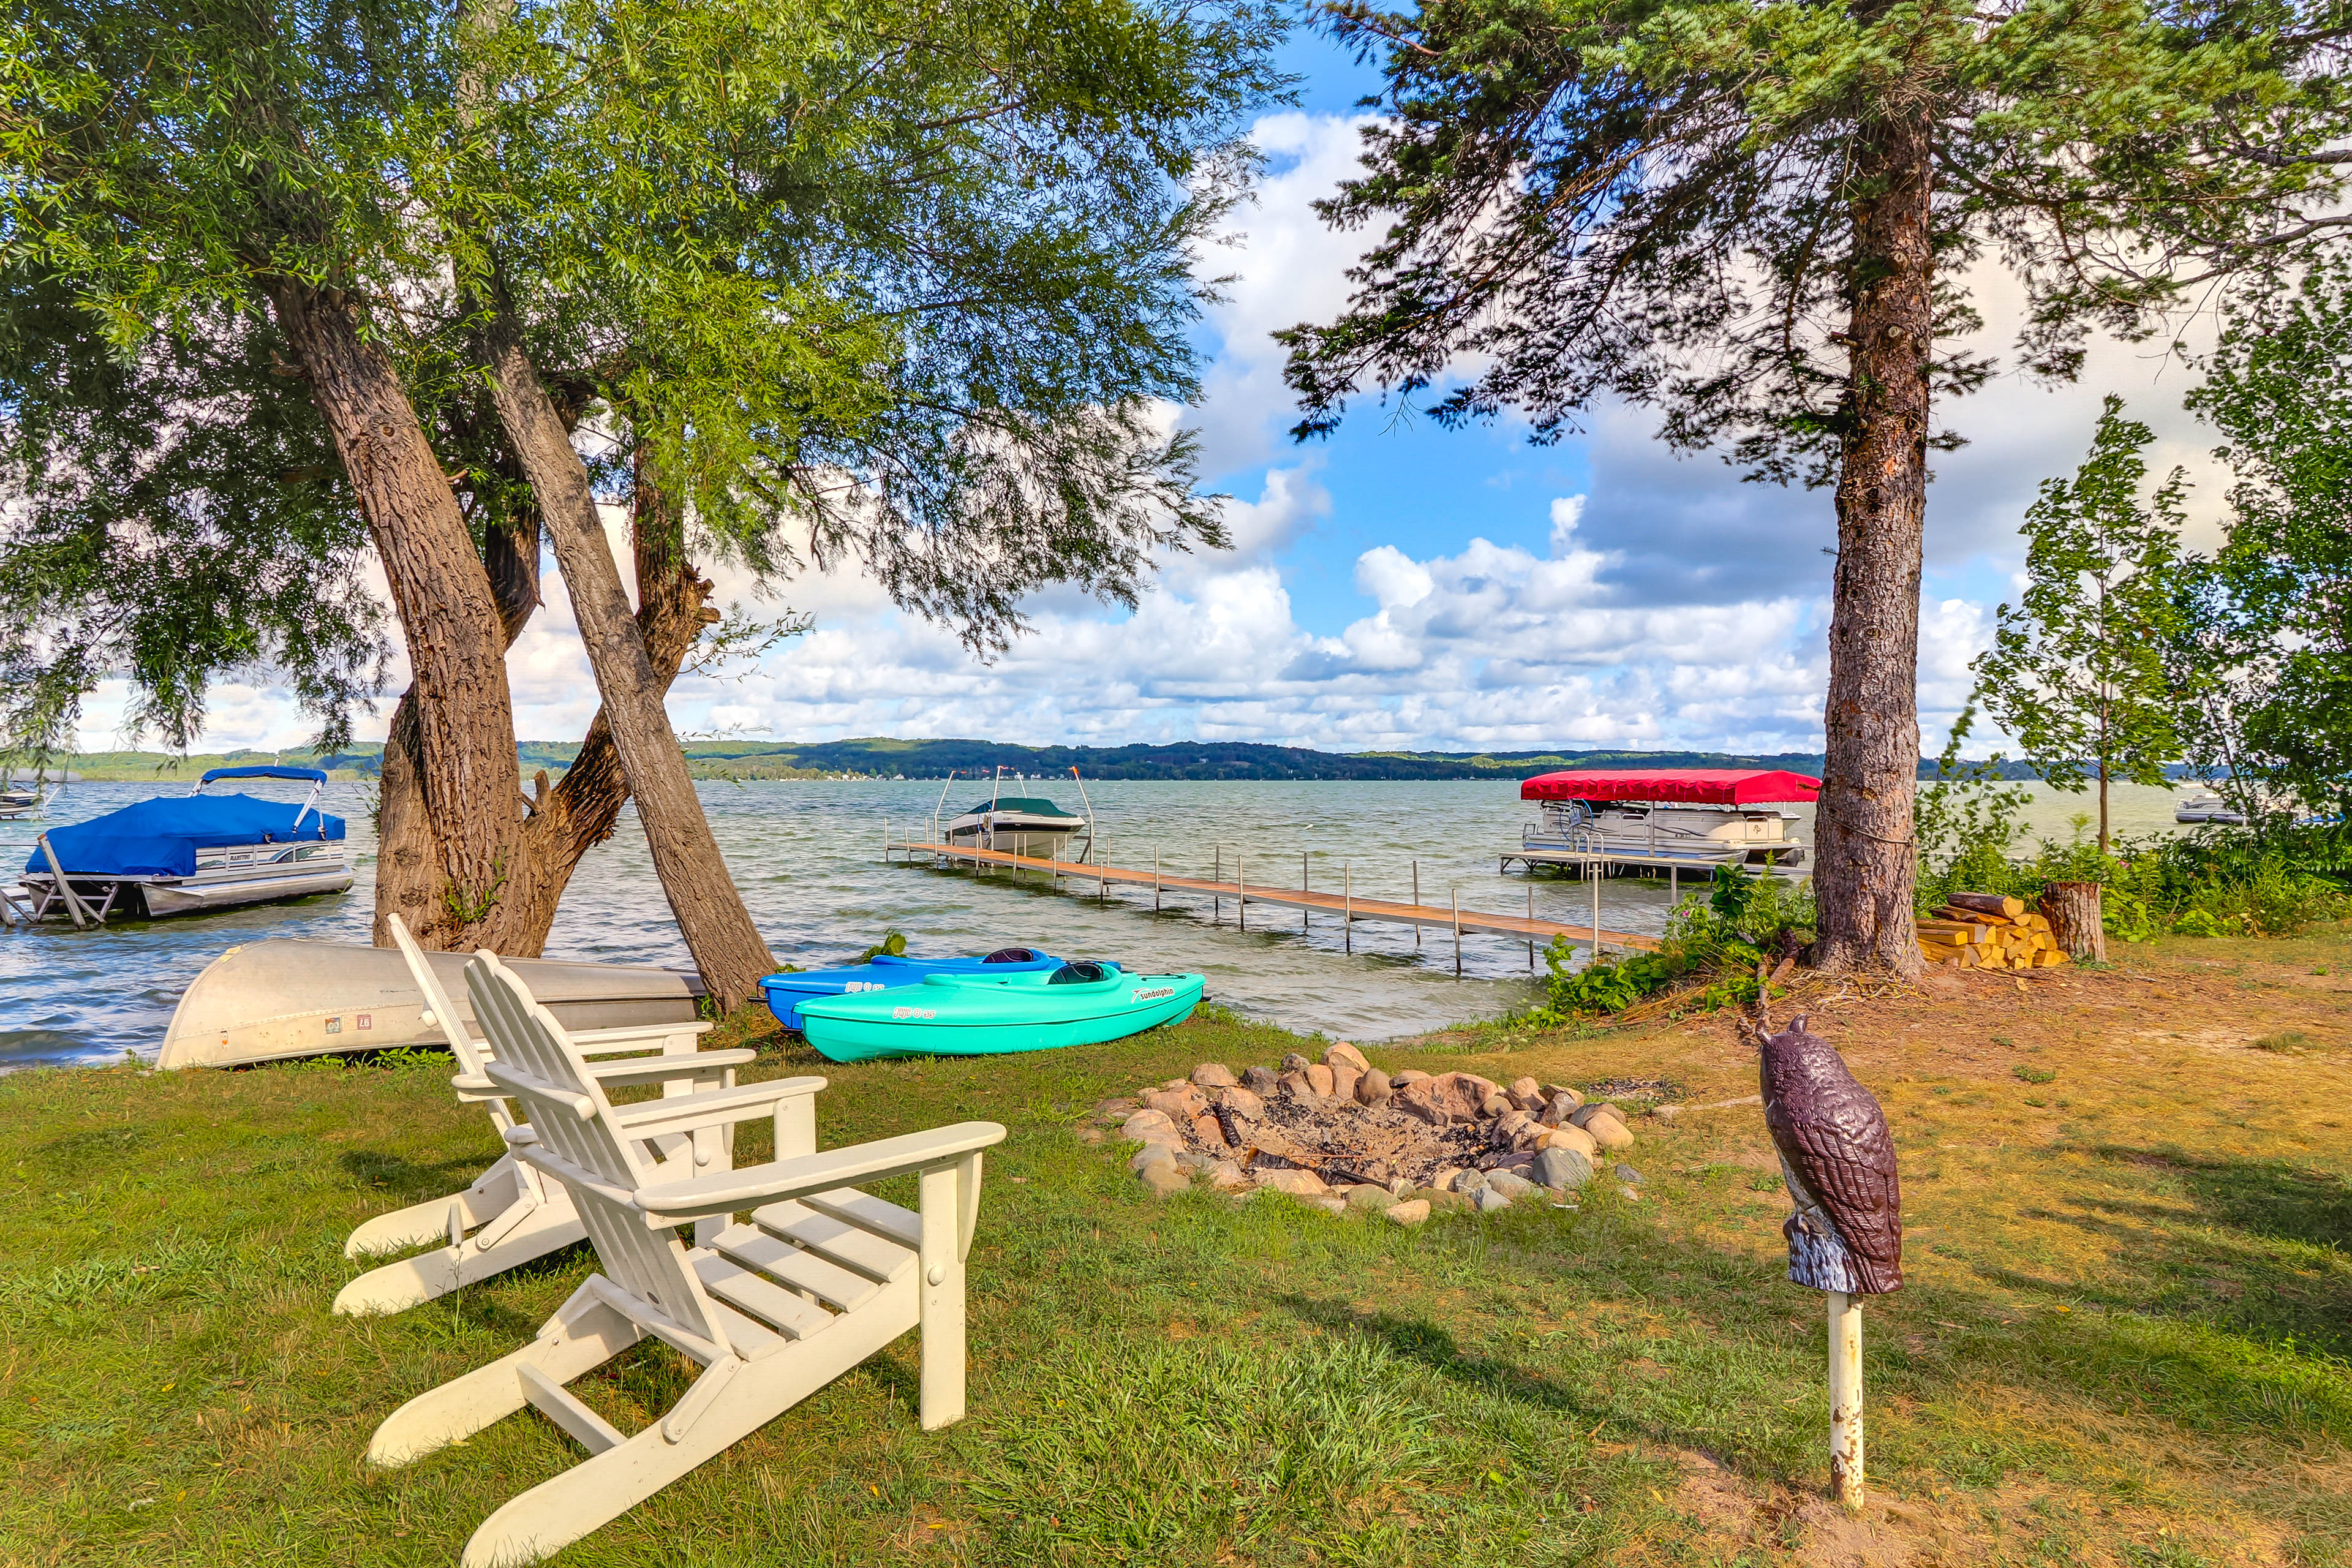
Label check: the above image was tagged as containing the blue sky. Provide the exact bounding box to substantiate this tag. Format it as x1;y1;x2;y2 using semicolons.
103;19;2232;759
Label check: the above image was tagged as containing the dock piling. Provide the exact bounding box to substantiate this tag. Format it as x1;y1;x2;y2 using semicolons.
1238;855;1246;932
1302;852;1309;932
1451;889;1461;976
1528;885;1536;969
1155;853;1162;912
1412;861;1422;948
1343;862;1352;954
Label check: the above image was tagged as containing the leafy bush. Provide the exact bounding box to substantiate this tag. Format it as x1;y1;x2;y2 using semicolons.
1531;864;1811;1019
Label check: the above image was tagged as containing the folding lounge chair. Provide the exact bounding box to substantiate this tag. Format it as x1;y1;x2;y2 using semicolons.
334;914;760;1316
367;951;1004;1567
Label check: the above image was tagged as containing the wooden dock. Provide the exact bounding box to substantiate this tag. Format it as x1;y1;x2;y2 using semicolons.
886;839;1659;962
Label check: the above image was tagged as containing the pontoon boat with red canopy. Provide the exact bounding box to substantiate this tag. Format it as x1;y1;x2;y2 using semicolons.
1514;767;1820;870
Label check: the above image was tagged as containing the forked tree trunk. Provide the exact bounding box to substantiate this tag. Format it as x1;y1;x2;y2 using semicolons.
475;310;777;1008
497;478;720;953
1811;105;1932;978
263;278;526;949
372;513;543;946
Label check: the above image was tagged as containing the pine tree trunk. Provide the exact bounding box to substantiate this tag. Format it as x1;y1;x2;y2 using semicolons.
475;311;777;1008
2042;880;2106;962
263;278;524;949
1810;107;1932;978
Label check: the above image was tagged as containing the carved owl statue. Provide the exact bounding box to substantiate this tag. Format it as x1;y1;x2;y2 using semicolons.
1753;1014;1902;1295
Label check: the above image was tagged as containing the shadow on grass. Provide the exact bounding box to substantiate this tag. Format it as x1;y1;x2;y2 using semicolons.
339;1148;500;1206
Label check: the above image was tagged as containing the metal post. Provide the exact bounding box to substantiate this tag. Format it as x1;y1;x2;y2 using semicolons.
37;834;90;929
1238;855;1246;932
1343;862;1352;954
1412;859;1422;947
1451;888;1461;976
1099;830;1107;903
1302;851;1310;932
1213;845;1221;924
1155;853;1162;912
1670;865;1678;903
1829;1293;1865;1508
1590;860;1602;959
1528;884;1536;970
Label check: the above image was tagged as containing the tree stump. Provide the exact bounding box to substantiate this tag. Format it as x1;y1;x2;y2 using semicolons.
2042;881;2106;962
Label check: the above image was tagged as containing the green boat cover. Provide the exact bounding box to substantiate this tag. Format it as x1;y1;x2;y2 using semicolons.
796;964;1203;1062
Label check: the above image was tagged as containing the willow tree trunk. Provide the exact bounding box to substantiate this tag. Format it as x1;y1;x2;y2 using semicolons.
475;311;777;1008
263;278;525;949
1811;107;1931;978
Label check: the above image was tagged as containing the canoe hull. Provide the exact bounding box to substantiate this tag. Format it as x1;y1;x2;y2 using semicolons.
798;973;1204;1063
159;940;705;1069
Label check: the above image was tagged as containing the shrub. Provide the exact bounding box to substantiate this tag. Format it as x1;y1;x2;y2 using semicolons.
1532;864;1809;1019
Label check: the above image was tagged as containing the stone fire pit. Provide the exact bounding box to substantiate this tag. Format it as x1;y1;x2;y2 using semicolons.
1098;1041;1654;1223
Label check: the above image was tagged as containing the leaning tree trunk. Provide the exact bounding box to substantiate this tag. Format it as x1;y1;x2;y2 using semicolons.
497;477;721;953
475;309;777;1008
263;278;526;950
1811;105;1934;978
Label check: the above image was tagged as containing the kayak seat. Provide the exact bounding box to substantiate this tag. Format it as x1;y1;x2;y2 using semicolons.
1048;962;1109;985
983;947;1039;963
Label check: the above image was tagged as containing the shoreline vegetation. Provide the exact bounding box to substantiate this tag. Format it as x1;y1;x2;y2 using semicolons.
3;934;2346;1565
54;739;2095;785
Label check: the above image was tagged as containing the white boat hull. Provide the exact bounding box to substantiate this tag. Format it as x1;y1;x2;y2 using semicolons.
159;940;707;1069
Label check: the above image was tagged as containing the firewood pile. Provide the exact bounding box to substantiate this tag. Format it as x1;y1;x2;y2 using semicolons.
1916;891;2071;970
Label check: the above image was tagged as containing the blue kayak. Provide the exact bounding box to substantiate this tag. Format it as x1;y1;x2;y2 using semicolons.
760;948;1064;1031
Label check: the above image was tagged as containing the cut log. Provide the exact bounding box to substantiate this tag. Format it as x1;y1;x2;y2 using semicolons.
2041;881;2106;963
1945;892;2026;919
1917;919;1986;944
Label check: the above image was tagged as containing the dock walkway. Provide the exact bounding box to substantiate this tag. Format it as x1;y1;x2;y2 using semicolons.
886;839;1659;960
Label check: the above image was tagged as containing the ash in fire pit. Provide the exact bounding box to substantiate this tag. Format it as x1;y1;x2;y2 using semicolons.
1104;1042;1648;1219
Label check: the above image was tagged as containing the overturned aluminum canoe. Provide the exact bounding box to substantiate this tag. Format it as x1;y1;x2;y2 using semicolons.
158;940;707;1069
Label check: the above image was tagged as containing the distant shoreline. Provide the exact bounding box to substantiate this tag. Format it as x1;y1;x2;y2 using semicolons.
43;737;2107;785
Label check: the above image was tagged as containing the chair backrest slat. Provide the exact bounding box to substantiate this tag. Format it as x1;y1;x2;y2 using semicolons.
464;952;728;1346
386;913;486;1077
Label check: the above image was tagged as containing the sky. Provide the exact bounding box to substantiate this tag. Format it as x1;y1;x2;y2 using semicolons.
91;24;2238;760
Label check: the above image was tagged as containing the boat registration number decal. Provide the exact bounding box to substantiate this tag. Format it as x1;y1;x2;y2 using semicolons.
1131;987;1175;1001
891;1006;937;1020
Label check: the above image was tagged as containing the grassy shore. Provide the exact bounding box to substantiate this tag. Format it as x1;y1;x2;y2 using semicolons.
2;935;2348;1566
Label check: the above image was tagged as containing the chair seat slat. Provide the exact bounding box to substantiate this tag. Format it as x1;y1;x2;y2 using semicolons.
692;1253;832;1347
706;1223;883;1313
802;1188;922;1251
752;1202;916;1284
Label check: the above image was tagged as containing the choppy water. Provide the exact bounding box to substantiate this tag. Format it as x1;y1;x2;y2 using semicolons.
0;775;2194;1069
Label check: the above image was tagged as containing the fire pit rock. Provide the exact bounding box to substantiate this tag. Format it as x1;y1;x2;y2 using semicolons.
1114;1043;1638;1212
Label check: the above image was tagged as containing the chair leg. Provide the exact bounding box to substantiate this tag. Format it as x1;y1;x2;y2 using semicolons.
917;1163;967;1430
333;1199;586;1317
369;1298;643;1468
345;1156;522;1259
459;1280;918;1568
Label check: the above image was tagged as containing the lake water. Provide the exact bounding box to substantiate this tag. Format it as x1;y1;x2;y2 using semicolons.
0;775;2195;1069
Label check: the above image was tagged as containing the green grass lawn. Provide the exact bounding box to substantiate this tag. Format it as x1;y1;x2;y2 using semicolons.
2;940;2348;1566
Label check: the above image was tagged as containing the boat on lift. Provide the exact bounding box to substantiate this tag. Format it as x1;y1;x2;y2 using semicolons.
2174;790;2248;826
935;765;1093;860
13;764;352;924
1506;767;1819;873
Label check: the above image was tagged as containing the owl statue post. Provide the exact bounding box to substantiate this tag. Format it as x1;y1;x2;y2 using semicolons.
1754;1014;1901;1509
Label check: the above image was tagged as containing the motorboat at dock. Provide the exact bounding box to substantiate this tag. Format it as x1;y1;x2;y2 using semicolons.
10;764;351;925
1504;767;1819;876
2174;790;2248;826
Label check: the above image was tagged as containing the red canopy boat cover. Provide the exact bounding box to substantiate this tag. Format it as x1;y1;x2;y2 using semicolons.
1520;768;1822;805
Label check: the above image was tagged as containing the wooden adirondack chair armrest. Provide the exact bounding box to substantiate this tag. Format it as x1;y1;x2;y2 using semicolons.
632;1121;1008;1222
453;1049;758;1100
567;1020;719;1058
580;1049;756;1090
605;1076;827;1144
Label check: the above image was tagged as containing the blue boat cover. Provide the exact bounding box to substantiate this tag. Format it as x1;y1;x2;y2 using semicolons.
201;764;329;785
26;794;345;878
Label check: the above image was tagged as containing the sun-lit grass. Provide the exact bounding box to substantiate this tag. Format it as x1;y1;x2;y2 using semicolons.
1;941;2348;1566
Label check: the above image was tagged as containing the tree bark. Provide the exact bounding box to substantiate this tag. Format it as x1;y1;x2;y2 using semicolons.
1811;104;1934;978
2042;880;2106;962
474;308;777;1008
496;477;720;953
263;277;526;949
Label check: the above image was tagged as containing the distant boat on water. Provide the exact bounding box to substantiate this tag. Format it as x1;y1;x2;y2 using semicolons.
2174;791;2248;826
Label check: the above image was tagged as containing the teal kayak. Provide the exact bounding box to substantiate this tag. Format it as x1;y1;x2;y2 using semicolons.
795;962;1205;1063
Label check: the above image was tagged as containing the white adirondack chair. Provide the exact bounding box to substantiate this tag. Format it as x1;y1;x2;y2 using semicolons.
367;952;1003;1567
334;914;760;1316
